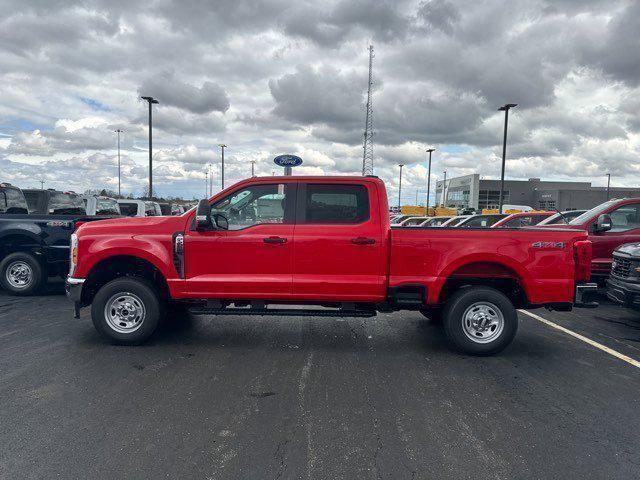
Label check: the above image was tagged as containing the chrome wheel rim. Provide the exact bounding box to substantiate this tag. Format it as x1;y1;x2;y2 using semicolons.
104;292;146;333
461;301;504;344
6;261;33;289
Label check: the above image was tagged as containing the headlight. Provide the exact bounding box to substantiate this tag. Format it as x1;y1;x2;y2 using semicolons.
69;233;78;277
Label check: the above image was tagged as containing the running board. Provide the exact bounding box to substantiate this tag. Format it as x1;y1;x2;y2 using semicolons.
188;307;377;318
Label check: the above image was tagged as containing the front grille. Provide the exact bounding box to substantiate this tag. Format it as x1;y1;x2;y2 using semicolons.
612;257;632;278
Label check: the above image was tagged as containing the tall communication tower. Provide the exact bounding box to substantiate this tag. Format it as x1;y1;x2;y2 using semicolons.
362;45;374;176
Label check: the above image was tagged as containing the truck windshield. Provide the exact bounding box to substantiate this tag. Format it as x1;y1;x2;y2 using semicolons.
568;200;617;225
95;198;120;215
118;202;138;216
144;202;159;216
0;187;29;214
49;193;86;215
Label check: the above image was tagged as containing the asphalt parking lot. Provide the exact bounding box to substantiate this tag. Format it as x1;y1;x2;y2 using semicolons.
1;284;639;480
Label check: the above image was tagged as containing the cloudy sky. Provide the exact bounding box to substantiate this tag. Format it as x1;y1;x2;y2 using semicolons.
1;0;639;204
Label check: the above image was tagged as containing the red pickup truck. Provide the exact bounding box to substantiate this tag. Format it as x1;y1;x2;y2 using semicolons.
66;176;596;355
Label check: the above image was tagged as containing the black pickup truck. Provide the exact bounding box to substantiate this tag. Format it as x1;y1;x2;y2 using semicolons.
0;183;113;295
606;243;640;309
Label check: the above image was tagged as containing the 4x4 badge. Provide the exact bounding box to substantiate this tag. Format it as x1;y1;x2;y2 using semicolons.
532;241;566;249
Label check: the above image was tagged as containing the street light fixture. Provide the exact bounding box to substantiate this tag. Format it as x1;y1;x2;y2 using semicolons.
219;144;227;190
606;173;611;200
115;129;123;196
498;103;517;214
398;164;404;209
426;148;435;214
141;96;159;199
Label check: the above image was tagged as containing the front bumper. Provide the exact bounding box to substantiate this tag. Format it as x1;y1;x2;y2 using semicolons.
65;277;85;318
606;276;640;308
575;282;598;308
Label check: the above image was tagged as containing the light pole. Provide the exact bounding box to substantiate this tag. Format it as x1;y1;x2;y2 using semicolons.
442;170;447;206
398;164;404;209
208;163;213;196
205;171;209;197
141;96;159;199
250;159;256;177
115;129;123;196
219;144;227;190
498;103;517;213
606;173;611;200
426;148;435;214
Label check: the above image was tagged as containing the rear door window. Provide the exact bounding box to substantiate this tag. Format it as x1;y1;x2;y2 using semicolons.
301;184;369;224
0;187;29;214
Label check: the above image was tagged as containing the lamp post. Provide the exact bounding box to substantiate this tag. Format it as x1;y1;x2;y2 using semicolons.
442;170;447;206
426;148;435;214
219;144;227;190
207;163;213;196
141;96;159;199
398;164;404;209
205;171;209;197
115;129;123;196
606;173;611;200
250;159;256;177
498;103;517;213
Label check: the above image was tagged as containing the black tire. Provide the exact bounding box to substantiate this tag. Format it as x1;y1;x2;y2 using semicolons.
442;287;517;355
91;277;163;345
420;308;443;324
0;252;44;295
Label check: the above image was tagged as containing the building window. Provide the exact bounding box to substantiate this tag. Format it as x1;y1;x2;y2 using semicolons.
478;190;509;210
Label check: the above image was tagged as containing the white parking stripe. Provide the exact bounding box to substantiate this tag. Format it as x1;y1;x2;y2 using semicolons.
519;309;640;369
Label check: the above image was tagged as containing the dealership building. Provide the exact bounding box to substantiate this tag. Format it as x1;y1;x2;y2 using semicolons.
434;174;640;211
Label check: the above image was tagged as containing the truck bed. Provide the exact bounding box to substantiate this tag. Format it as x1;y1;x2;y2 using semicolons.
389;226;589;305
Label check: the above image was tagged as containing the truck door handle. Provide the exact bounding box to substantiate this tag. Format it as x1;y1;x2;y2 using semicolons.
263;236;287;244
351;237;376;245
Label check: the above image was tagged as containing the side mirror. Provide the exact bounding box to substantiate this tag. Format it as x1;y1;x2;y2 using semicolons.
595;214;612;233
213;213;229;230
195;199;212;230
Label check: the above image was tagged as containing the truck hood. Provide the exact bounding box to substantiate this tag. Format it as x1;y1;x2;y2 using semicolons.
76;215;188;235
615;242;640;256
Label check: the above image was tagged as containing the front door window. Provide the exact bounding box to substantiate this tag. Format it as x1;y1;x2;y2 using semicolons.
212;184;289;230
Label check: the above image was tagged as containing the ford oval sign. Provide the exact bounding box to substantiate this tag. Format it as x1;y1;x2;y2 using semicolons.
274;154;303;167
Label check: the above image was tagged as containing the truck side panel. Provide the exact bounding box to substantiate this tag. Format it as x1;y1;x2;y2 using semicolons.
389;227;588;305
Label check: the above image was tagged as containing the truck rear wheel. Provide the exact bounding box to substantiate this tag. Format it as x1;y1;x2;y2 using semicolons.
442;287;517;355
91;277;163;345
0;252;43;295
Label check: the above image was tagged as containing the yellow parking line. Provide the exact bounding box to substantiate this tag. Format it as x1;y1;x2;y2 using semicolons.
519;310;640;369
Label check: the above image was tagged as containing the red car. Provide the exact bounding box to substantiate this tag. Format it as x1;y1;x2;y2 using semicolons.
491;211;554;228
66;176;595;355
548;198;640;281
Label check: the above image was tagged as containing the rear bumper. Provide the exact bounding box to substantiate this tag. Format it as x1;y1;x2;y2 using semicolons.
606;277;640;308
65;277;85;318
574;282;598;308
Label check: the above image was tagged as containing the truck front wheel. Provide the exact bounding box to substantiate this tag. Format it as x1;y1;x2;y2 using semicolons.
0;252;43;295
442;287;517;355
91;278;163;345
